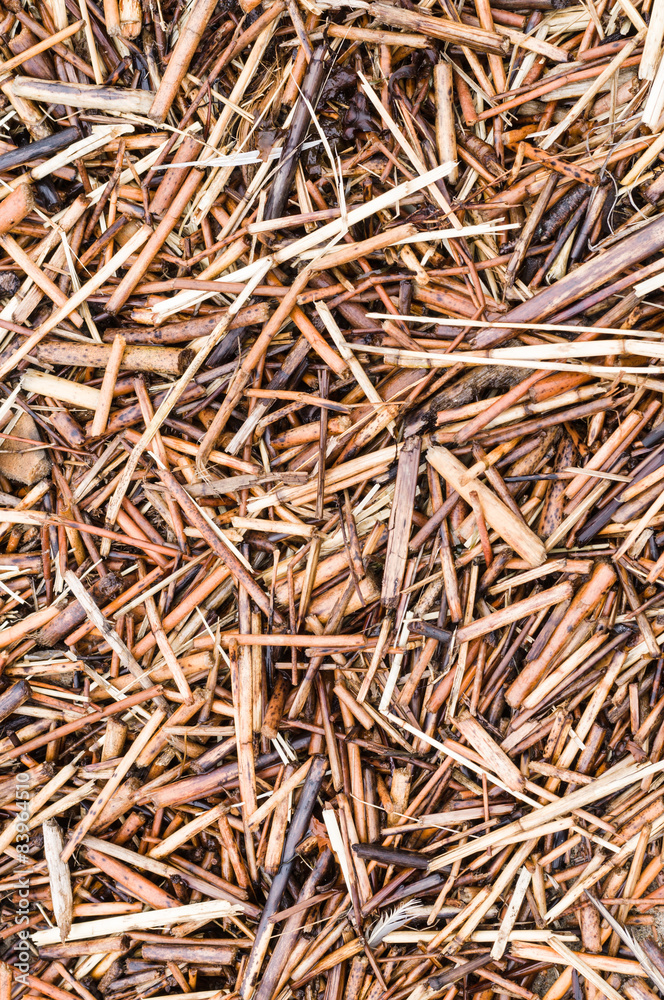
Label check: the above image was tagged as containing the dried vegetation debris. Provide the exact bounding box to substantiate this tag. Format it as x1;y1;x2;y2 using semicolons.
2;0;664;998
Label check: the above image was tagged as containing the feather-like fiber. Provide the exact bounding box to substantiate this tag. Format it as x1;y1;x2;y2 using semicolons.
368;899;423;947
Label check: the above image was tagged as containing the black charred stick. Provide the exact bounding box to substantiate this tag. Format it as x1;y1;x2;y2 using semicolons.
0;127;80;171
352;844;431;869
535;183;590;243
407;621;452;643
253;849;332;1000
504;170;558;295
264;47;327;221
530;193;591;289
569;183;611;263
240;755;328;999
